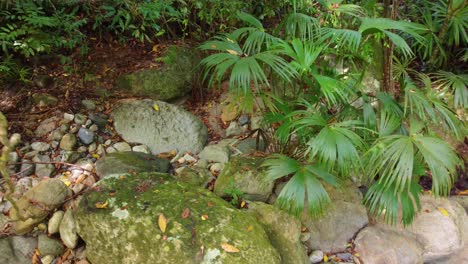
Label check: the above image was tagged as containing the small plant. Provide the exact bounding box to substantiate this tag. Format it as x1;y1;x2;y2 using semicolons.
223;180;244;207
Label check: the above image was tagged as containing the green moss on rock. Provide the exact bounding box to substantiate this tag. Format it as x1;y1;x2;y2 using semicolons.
74;172;280;264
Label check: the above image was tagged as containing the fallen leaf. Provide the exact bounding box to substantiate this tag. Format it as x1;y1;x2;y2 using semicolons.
247;225;253;232
324;255;329;262
438;207;449;217
75;174;87;185
153;104;159;111
458;190;468;195
182;208;190;219
201;214;209;220
91;153;100;159
169;149;177;156
95;200;108;209
159;214;167;233
354;253;360;257
32;249;42;264
207;202;214;207
221;243;240;253
240;201;246;208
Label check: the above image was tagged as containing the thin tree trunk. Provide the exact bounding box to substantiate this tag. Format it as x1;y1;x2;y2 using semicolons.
382;0;399;97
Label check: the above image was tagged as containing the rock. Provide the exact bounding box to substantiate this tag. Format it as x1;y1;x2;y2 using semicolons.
60;210;78;249
31;142;50;152
70;124;79;133
34;75;54;88
336;252;352;262
226;121;242;137
77;128;94;145
48;210;64;234
116;47;196;101
106;146;117;153
378;195;466;262
33;155;55;177
88;142;97;152
63;113;74;122
113;142;131;152
198;144;230;163
238;114;250;126
195;159;208;168
89;124;99;132
32;93;58;107
250;116;263;130
214;156;274;202
249;202;308;264
221;104;239;123
183;153;197;163
74;172;281;264
132;145;151;154
233;138;267;154
60;151;81;163
77;146;87;152
10;179;70;234
74;114;87;125
302;180;368;252
104;139;112;146
354;225;424;264
176;166;212;187
70;159;94;180
309;250;324;263
60;133;77;151
451;196;468;213
95;151;170;178
41;255;55;264
88;113;108;128
112;99;207;154
82;99;96;110
38;234;64;256
96;144;106;156
35;117;60;137
59;124;69;133
7;151;19;174
0;236;38;264
19;161;34;177
48;129;64;141
209;162;225;175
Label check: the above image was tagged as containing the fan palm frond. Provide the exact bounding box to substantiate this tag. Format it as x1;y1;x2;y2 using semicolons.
278;12;319;41
432;70;468;108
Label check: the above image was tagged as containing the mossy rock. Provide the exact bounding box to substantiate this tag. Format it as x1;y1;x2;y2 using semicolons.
116;46;197;101
176;166;213;187
214;156;274;202
74;172;280;264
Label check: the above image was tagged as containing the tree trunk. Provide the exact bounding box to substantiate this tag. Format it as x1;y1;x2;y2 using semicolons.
382;0;399;98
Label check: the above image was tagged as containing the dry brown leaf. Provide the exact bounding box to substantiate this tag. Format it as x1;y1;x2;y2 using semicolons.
95;200;108;209
182;208;190;219
221;243;240;253
158;214;167;233
201;214;209;220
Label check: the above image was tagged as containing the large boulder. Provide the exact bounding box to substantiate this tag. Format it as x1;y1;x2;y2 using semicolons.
0;236;38;264
112;99;207;154
354;225;424;264
214;156;274;202
10;179;71;234
74;172;281;264
301;180;368;253
116;47;196;101
249;202;308;264
95;151;170;178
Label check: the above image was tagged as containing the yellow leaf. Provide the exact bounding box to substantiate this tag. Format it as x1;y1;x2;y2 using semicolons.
354;253;360;257
95;200;108;209
226;49;239;56
201;214;209;220
240;201;246;208
153;104;159;111
92;153;100;159
221;243;240;253
247;225;253;232
59;176;71;187
324;255;329;262
438;207;449;217
152;44;160;53
158;214;167;233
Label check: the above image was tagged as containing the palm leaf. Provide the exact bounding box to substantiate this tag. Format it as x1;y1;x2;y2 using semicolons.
432;70;468;108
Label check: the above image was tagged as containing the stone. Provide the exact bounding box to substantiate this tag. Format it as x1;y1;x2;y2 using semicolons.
32;93;58;107
106;146;117;153
63;113;74;122
60;210;78;249
38;234;64;256
77;128;94;145
113;142;132;152
7;151;19;174
69;124;79;133
59;123;69;133
10;179;70;234
48;129;64;141
74;114;87;125
48;210;65;234
214;156;274;202
233;138;267;154
221;104;239;123
96;144;106;156
95;151;170;178
34;75;54;88
85;119;93;127
195;159;208;168
132;144;151;154
31;142;50;152
88;143;97;152
60;133;77;151
238;114;250;126
70;159;94;180
88;113;108;128
116;46;196;101
248;202;308;264
33;155;55;177
209;162;225;175
41;255;55;264
354;225;424;264
451;196;468;213
35;117;60;137
0;236;38;264
302;180;368;252
82;99;96;110
198;144;230;163
104;139;112;146
60;151;81;163
74;172;281;264
309;250;324;263
77;146;87;152
89;124;99;132
176;166;212;187
112;99;207;154
250;116;263;130
226;121;242;137
19;161;34;177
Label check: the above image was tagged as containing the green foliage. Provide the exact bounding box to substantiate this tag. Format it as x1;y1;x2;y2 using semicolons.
223;179;244;206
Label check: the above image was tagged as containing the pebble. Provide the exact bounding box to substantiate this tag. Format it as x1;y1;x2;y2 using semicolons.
48;130;64;141
82;99;96;110
41;255;55;264
59;124;69;133
309;250;324;263
77;128;94;145
88;113;108;128
23;150;38;159
96;144;106;156
226;121;242;137
104;139;112;146
89;124;99;132
88;143;97;152
238;114;250;126
209;163;225;175
77;146;87;153
132;145;151;154
113;142;131;152
69;124;79;133
48;210;64;234
74;114;87;125
63;113;74;122
59;210;78;249
31;142;50;152
336;252;352;261
183;153;197;163
106;146;117;153
19;161;34;177
33;155;55;177
85;119;93;127
60;133;77;151
38;234;64;256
